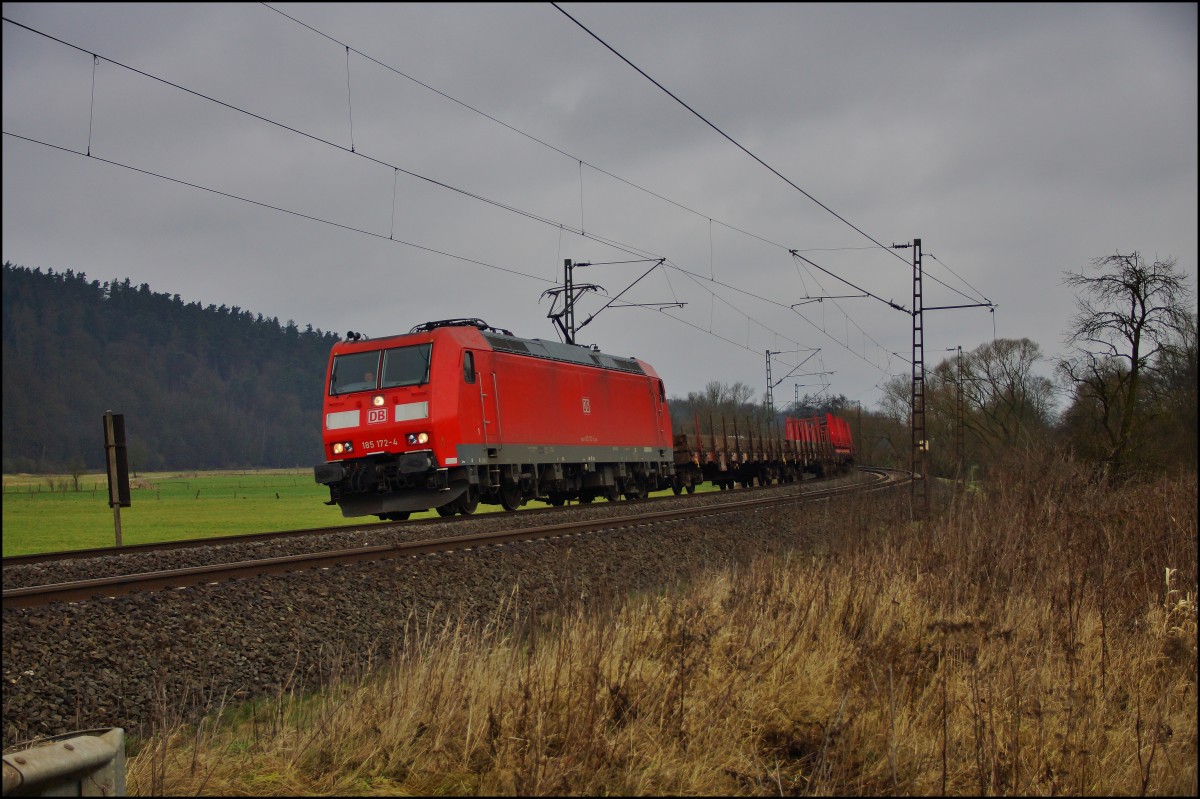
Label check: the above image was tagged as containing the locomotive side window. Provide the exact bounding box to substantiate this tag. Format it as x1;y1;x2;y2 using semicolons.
463;351;476;384
330;350;381;395
381;343;433;389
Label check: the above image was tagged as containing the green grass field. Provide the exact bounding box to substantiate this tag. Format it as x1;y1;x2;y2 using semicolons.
1;469;688;557
2;469;357;556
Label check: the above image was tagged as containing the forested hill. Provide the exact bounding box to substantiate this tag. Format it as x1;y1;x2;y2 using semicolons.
2;262;341;473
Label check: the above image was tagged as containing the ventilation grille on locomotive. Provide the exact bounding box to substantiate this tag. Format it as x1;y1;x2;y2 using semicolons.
482;334;646;375
485;336;531;354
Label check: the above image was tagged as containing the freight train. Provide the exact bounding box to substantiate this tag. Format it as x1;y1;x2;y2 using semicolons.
314;319;854;519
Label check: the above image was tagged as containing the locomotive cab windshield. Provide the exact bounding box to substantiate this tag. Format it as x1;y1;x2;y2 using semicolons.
330;343;432;395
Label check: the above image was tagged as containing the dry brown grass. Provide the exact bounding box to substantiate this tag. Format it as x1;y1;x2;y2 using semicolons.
129;455;1197;795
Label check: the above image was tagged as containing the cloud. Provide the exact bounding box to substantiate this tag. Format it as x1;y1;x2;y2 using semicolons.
3;3;1195;408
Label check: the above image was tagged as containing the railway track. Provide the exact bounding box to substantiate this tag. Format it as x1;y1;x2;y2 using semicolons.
3;468;907;610
4;466;909;748
0;476;817;568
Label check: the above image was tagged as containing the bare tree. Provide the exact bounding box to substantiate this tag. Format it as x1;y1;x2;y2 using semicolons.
1059;252;1193;474
878;374;912;426
68;458;86;492
669;380;758;433
1145;312;1198;471
957;338;1058;449
699;380;755;408
900;338;1056;477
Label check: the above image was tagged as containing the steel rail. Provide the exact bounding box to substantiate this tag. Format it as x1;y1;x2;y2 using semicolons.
4;469;907;609
2;472;867;567
2;487;758;568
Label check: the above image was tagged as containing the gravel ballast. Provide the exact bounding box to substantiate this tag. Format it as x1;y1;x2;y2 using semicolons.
3;477;869;748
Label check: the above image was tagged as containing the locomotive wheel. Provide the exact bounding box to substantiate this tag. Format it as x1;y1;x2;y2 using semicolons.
458;487;479;515
436;504;457;517
384;511;410;521
578;493;594;504
500;483;523;511
604;485;620;503
685;483;696;494
671;481;683;496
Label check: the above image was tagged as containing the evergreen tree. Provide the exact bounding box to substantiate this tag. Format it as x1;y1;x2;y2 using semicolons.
2;262;341;471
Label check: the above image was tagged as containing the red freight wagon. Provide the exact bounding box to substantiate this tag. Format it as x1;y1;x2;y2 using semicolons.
315;319;675;518
784;412;855;476
827;413;855;457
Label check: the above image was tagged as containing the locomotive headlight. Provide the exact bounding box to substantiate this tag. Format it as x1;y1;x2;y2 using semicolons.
332;441;353;455
406;432;430;445
372;394;385;407
332;442;344;454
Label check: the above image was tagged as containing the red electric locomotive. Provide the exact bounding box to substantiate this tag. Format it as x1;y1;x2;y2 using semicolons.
314;319;675;518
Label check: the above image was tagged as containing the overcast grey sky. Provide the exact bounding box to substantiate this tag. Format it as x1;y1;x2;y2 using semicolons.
3;3;1196;409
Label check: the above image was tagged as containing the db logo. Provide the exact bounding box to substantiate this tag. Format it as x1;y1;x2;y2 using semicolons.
367;408;388;424
582;397;591;415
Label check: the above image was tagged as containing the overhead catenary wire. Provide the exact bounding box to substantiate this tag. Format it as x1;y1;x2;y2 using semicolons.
86;54;98;156
2;132;556;285
0;19;564;236
927;253;992;306
344;45;355;153
2;15;859;369
6;124;800;373
262;4;787;253
789;250;908;314
4;11;913;394
255;4;979;387
259;6;986;326
550;4;994;312
790;256;898;365
65;137;870;397
0;16;671;269
3;128;828;379
665;260;904;374
552;2;912;269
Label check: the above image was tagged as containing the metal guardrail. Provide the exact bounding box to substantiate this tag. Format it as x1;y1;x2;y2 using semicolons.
2;728;125;797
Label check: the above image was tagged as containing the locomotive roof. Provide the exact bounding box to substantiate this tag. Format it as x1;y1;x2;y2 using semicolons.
479;332;647;376
344;319;651;377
